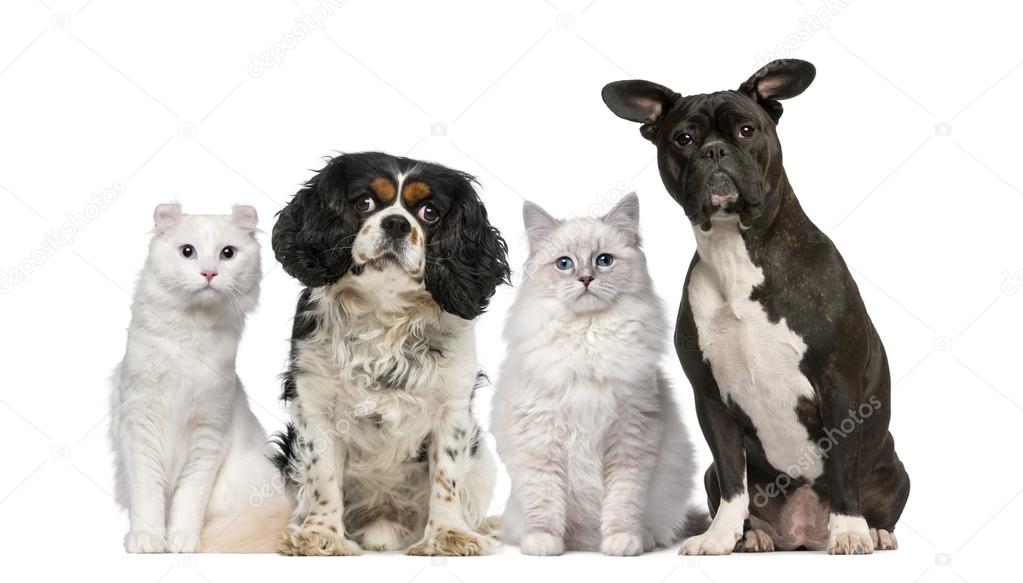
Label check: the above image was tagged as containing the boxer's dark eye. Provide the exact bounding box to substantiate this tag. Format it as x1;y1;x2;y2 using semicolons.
738;125;756;139
676;133;694;146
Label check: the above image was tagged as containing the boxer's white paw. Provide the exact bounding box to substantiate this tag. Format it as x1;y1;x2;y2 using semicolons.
827;514;874;555
519;532;564;556
678;527;741;555
601;532;644;556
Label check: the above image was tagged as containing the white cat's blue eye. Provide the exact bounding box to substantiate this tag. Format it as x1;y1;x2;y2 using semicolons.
220;246;236;260
596;253;614;267
180;245;195;259
555;256;574;270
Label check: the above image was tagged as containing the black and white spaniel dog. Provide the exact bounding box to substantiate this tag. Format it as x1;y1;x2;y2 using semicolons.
270;152;510;556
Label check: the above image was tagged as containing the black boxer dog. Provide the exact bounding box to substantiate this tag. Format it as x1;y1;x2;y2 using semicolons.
602;60;909;555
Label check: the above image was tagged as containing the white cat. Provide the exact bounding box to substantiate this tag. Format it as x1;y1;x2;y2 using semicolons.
491;194;697;556
109;204;288;553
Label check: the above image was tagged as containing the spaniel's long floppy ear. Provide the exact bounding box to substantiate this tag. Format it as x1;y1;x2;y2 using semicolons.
425;175;510;320
272;159;357;288
738;59;815;123
601;80;678;141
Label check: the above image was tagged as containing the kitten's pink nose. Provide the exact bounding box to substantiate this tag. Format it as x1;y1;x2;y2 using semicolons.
201;270;218;283
579;276;594;289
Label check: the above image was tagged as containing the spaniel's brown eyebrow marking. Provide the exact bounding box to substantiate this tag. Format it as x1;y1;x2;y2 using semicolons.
370;177;396;202
401;181;431;205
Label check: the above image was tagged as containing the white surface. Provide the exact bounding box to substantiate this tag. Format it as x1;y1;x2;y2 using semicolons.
0;0;1019;581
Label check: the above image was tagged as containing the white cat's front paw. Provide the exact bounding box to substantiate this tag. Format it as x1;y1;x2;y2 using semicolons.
827;515;873;555
519;532;564;556
166;530;200;553
678;528;741;555
125;531;165;553
601;532;644;556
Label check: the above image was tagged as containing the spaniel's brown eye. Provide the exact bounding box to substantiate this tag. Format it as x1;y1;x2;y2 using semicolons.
676;133;694;146
417;203;439;224
355;196;376;213
738;125;756;139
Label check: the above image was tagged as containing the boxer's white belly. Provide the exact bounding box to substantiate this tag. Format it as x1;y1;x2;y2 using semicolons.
688;215;823;480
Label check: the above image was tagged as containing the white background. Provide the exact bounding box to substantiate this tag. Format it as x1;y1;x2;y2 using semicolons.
1;0;1020;581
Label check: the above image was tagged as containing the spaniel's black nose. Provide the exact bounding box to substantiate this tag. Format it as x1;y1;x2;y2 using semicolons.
381;214;411;239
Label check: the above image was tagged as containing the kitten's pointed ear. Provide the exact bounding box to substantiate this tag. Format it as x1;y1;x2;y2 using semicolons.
601;193;640;245
523;201;560;248
738;59;815;123
153;203;181;231
231;205;259;230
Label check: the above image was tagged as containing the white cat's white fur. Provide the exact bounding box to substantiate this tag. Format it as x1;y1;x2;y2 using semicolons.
109;204;288;553
491;194;696;555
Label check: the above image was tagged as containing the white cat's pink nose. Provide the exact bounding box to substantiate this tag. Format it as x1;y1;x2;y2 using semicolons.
201;270;218;282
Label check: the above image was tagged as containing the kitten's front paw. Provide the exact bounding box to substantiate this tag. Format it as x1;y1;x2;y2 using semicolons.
678;527;741;555
166;531;200;553
519;532;564;556
125;531;165;553
278;527;362;556
406;527;498;556
601;532;644;556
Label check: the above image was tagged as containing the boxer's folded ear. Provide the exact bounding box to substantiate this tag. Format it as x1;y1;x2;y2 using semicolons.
601;80;678;140
738;59;816;123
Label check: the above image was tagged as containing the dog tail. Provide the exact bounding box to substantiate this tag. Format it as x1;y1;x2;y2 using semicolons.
201;495;291;553
679;506;711;540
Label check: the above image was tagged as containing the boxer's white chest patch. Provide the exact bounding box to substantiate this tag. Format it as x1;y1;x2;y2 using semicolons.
688;215;823;480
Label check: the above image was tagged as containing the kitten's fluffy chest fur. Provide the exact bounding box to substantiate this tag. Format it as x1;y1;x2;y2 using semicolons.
688;216;822;479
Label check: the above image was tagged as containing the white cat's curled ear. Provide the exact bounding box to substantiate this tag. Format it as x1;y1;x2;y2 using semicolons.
523;201;560;249
601;193;640;245
231;205;259;230
153;203;182;231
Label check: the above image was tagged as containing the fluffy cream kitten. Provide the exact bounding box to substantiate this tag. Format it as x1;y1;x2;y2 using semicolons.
491;194;697;556
109;204;288;553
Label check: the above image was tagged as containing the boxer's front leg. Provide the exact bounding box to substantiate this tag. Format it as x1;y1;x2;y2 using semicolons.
821;375;873;555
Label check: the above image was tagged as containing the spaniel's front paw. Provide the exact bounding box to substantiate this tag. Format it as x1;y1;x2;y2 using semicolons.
406;527;498;556
279;527;362;556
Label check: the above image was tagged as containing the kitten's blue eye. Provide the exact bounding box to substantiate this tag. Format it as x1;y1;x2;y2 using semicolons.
220;246;236;260
555;256;574;270
596;253;614;267
180;245;195;259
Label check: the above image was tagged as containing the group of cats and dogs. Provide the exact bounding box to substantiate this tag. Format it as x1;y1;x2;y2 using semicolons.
109;59;909;557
